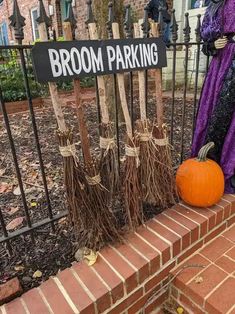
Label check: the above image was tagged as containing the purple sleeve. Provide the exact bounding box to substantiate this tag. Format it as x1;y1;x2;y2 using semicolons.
201;10;222;42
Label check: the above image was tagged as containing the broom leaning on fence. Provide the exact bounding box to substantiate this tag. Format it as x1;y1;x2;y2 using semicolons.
133;16;163;209
62;3;122;251
37;0;82;232
150;15;178;207
111;12;143;230
86;0;119;203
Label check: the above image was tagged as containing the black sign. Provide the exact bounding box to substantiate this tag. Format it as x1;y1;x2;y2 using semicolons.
32;37;167;83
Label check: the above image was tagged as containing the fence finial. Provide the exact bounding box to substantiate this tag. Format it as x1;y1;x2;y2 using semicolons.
142;5;150;38
158;7;164;37
124;4;132;39
171;9;178;43
9;0;26;43
183;12;191;43
106;1;114;39
36;0;51;28
86;0;95;25
64;0;77;39
195;14;201;43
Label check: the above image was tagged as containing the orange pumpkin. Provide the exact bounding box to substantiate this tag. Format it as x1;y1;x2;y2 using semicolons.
176;142;225;208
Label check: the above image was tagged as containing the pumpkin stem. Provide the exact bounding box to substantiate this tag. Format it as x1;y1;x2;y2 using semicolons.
197;142;215;162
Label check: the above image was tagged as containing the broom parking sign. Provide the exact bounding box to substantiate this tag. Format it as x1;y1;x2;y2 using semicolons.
32;37;167;82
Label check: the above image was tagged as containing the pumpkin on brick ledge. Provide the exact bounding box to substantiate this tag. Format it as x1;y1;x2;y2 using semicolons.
176;142;225;208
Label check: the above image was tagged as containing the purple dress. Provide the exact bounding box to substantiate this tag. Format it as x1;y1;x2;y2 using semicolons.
192;0;235;193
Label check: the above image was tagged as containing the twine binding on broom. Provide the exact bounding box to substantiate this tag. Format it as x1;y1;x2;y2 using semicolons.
99;136;116;156
125;145;140;168
139;132;152;142
154;137;169;146
59;144;76;157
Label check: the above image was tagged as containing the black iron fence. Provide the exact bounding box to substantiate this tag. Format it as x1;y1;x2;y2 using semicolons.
0;4;209;252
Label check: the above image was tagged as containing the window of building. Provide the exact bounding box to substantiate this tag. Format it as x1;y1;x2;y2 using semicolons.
61;0;70;22
31;7;39;41
190;0;209;9
0;22;9;46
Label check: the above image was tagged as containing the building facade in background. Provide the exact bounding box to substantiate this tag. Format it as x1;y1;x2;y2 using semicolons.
0;0;175;45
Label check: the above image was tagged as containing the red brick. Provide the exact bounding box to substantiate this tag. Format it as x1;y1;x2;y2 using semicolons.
145;261;175;292
226;246;235;261
209;204;225;225
222;195;235;214
179;293;205;314
22;288;50;314
0;278;22;306
144;290;168;314
188;206;216;231
4;298;26;314
164;208;199;244
57;268;95;314
72;262;111;313
100;247;138;294
127;284;161;314
128;233;160;275
170;285;179;299
92;257;124;304
113;244;149;284
136;226;171;265
172;254;210;287
108;288;143;314
228;215;235;227
186;265;227;307
175;204;208;237
146;220;181;257
39;278;75;314
156;214;191;250
203;222;226;244
223;225;235;243
177;241;203;264
206;277;235;314
215;255;235;274
200;236;234;262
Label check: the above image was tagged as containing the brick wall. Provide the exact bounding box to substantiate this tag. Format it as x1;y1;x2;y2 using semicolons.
0;0;173;43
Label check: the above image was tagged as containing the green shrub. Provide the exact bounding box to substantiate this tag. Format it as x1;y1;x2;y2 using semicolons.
0;51;47;103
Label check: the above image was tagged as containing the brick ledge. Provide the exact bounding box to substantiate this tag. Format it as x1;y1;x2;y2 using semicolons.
1;194;235;314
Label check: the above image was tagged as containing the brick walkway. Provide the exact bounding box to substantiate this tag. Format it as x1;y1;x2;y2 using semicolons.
1;195;235;314
170;219;235;314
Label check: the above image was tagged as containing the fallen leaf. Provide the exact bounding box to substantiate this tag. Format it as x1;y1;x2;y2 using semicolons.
177;307;184;314
194;276;204;284
84;250;98;266
13;186;21;196
30;202;37;207
0;182;12;194
6;217;24;231
14;265;25;271
7;207;20;216
33;270;42;278
0;168;6;176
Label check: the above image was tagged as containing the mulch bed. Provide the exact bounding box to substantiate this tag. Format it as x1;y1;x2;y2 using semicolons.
0;93;195;292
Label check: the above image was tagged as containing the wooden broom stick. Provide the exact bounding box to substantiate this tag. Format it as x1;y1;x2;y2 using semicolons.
111;23;133;139
63;22;92;165
150;22;164;128
38;23;67;132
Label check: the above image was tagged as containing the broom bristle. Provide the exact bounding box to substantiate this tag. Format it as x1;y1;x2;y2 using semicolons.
136;119;164;209
123;136;143;230
100;123;119;204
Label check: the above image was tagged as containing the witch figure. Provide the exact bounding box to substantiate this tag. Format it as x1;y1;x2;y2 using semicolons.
192;0;235;193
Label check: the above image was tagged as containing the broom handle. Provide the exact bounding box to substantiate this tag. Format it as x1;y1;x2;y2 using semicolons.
133;23;147;121
112;23;133;139
63;22;92;164
151;22;164;127
87;23;109;125
38;23;67;133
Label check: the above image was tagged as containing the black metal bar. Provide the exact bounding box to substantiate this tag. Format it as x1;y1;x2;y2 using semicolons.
180;13;191;163
0;88;33;235
170;9;178;145
0;210;68;244
192;15;202;136
18;48;54;230
114;73;121;174
0;208;11;252
95;77;101;126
